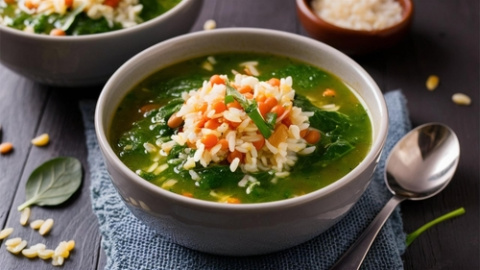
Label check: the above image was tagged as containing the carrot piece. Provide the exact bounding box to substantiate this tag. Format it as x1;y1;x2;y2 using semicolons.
195;117;207;129
226;197;241;204
49;28;66;36
103;0;120;8
264;96;278;111
196;102;208;113
167;113;183;129
304;128;321;144
243;92;254;100
201;134;218;149
4;0;16;4
268;78;280;87
204;119;220;130
64;0;73;7
257;101;269;117
255;94;266;103
270;104;285;117
239;85;253;94
24;0;38;9
322;88;336;97
252;137;265;150
212;100;226;113
209;75;225;85
227;100;242;110
268;124;289;147
226;120;241;129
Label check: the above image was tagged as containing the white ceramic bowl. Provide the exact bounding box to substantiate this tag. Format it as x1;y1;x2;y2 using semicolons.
95;28;388;256
0;0;203;87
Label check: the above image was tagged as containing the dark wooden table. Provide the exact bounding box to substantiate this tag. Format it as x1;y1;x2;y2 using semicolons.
1;0;478;269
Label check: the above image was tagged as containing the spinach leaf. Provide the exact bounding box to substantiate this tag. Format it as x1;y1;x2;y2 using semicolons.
151;75;205;99
268;64;329;90
195;166;245;189
293;94;351;134
293;94;355;168
118;98;184;156
17;157;82;211
68;13;121;35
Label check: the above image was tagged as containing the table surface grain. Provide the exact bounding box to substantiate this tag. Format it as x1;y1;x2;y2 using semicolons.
0;0;478;269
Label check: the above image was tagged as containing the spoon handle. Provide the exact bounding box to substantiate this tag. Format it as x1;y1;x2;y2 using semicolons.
330;195;405;270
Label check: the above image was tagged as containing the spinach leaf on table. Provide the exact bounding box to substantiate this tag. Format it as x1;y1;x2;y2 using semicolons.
17;157;82;211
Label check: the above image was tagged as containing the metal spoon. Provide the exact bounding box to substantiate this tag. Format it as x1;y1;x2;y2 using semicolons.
331;122;460;270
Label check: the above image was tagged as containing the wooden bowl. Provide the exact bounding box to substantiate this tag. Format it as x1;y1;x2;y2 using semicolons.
296;0;414;55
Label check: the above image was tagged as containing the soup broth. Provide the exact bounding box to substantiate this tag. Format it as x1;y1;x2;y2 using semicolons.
110;52;372;204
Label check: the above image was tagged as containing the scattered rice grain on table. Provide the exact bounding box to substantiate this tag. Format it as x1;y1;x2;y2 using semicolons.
452;93;472;106
0;228;14;239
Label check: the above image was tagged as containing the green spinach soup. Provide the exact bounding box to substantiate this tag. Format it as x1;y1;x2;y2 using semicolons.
0;0;180;35
111;53;372;204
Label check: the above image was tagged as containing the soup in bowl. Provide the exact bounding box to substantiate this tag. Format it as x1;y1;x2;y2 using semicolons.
95;28;388;256
0;0;202;86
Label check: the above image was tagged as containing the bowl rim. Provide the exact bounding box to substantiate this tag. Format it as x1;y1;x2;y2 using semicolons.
95;27;389;211
0;0;195;41
296;0;414;35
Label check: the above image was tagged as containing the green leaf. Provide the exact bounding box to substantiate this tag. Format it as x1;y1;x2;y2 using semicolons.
17;157;82;211
406;207;466;247
225;83;273;138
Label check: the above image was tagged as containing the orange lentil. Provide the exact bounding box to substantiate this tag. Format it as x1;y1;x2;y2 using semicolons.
268;78;280;87
281;117;292;127
0;142;13;155
226;197;241;204
209;75;225;85
182;192;193;198
218;139;229;150
103;0;120;7
227;150;243;164
300;129;309;138
49;29;66;36
24;0;38;8
322;88;336;97
270;104;286;117
139;104;160;114
167;113;183;129
201;134;218;149
304;128;321;144
252;137;265;150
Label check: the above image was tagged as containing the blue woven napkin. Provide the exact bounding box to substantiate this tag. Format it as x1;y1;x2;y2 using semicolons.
80;90;410;270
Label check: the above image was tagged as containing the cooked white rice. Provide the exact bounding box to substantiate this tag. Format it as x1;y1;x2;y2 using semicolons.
312;0;403;31
2;0;143;32
158;74;316;184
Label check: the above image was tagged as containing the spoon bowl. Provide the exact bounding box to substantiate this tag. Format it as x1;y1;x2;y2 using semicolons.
385;123;460;199
331;123;460;269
